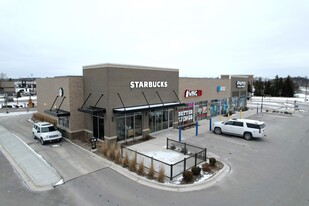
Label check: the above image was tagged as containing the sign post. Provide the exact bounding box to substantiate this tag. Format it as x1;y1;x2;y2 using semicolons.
195;116;198;136
178;121;182;142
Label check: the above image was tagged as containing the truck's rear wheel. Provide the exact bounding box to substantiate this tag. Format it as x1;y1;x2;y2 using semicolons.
244;132;252;140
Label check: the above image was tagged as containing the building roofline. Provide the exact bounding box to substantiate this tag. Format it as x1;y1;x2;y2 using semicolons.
221;75;252;79
82;63;179;72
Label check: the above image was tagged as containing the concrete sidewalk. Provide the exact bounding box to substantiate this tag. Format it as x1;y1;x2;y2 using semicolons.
0;125;62;191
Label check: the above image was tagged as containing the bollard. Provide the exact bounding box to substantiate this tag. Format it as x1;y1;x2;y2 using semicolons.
195;121;198;136
90;137;97;151
209;117;212;131
178;123;182;142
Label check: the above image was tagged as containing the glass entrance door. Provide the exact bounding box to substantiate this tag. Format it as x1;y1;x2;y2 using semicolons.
155;110;162;131
168;109;173;127
93;115;104;140
149;108;174;133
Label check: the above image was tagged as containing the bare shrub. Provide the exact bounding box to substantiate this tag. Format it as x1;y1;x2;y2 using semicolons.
128;152;137;172
147;162;155;179
182;170;193;182
169;144;176;150
191;166;201;176
108;143;117;161
122;152;129;168
114;145;122;164
209;157;217;166
32;113;57;126
157;165;165;183
202;163;211;173
137;160;145;176
101;141;109;157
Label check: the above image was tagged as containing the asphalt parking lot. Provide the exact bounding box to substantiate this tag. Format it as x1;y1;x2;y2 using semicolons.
1;104;309;205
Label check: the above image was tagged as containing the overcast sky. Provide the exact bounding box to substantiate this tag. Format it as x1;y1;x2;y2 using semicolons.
1;0;308;79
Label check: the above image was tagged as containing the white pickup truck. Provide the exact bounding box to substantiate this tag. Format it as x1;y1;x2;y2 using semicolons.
32;122;62;145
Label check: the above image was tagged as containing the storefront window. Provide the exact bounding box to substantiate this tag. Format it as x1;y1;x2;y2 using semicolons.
134;113;142;137
149;110;155;133
232;96;239;112
162;109;169;129
149;108;174;133
168;109;173;127
210;100;219;117
126;115;134;138
155;110;162;131
239;96;246;108
116;112;143;141
178;103;194;126
195;101;208;121
58;116;69;128
210;99;229;117
221;99;229;115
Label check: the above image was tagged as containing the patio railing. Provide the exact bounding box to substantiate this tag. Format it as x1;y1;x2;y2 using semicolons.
120;138;207;180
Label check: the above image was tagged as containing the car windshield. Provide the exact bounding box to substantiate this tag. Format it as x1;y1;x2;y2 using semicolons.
41;126;56;133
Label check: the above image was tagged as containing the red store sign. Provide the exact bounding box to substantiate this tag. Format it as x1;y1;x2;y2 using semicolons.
184;89;202;98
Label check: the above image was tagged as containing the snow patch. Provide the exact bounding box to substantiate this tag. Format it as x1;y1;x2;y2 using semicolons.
54;179;64;186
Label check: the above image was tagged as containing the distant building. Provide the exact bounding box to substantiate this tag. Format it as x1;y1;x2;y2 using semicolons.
14;78;37;95
0;79;15;95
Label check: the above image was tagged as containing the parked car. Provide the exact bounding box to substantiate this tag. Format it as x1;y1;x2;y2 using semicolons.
32;122;62;145
213;118;266;140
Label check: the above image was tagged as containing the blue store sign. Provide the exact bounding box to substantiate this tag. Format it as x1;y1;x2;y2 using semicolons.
216;85;221;93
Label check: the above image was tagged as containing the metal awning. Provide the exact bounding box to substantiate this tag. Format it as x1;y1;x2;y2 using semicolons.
78;106;106;115
44;95;70;117
114;90;184;113
113;102;185;113
44;109;70;117
78;93;106;115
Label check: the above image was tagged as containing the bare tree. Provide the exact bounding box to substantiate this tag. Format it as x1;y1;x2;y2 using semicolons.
0;73;8;79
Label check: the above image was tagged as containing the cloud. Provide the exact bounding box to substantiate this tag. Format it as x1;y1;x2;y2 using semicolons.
0;0;308;78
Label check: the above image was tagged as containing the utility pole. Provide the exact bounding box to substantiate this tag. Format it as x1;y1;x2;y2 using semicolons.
305;76;308;101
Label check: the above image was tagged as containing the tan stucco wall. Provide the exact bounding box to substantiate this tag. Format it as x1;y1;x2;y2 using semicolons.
82;64;179;138
179;77;231;103
0;80;15;93
37;76;84;134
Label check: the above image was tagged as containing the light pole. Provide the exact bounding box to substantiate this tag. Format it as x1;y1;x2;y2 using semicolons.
4;93;8;113
261;90;264;112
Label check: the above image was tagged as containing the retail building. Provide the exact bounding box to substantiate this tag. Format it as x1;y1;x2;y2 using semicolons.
177;75;249;127
36;63;250;142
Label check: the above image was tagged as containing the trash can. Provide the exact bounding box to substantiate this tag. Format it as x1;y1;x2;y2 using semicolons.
90;137;97;150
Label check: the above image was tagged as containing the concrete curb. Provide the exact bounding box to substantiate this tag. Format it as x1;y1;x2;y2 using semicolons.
64;137;231;192
0;122;63;192
0;144;52;192
0;143;59;192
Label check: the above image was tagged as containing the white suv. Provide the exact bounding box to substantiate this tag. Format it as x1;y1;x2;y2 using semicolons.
213;118;266;140
32;122;62;145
